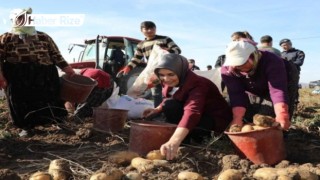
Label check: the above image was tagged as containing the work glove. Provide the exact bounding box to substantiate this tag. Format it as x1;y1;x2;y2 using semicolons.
230;107;246;126
116;65;132;78
62;66;75;77
274;103;290;130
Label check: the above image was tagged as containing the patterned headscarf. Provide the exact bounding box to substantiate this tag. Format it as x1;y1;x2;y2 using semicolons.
154;53;189;87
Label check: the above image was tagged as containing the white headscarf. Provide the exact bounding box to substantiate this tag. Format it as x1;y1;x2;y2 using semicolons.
10;7;36;36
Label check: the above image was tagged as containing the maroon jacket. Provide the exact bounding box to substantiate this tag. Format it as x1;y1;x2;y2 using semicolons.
161;70;232;133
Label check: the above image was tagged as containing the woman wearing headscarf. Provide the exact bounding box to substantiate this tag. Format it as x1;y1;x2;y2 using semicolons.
0;8;75;135
143;54;232;160
221;40;299;131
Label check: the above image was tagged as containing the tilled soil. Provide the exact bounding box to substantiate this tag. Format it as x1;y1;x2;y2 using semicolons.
0;102;320;179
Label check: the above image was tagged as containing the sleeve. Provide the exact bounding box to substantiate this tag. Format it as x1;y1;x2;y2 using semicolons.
0;34;7;72
266;58;288;104
0;34;6;61
45;33;69;69
293;50;305;67
177;84;208;130
128;42;144;68
165;37;181;54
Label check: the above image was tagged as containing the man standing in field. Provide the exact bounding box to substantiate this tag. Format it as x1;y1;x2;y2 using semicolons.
118;21;181;107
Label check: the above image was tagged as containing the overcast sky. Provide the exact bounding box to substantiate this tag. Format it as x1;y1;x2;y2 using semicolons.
1;0;319;83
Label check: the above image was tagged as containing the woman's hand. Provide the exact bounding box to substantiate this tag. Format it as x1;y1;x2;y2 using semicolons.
62;66;75;77
276;117;290;131
160;141;180;160
230;107;246;126
142;107;161;119
160;127;189;160
274;103;290;131
229;119;243;126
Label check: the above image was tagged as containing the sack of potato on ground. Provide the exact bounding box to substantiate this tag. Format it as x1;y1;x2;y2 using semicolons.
228;114;280;133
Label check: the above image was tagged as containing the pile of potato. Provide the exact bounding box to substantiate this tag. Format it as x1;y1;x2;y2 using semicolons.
228;114;280;133
29;150;204;180
106;150;203;180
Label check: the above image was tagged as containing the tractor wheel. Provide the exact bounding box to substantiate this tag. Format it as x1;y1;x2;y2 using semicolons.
118;67;152;99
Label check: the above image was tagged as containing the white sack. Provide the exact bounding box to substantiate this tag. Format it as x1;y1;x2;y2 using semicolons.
127;45;168;98
193;67;222;93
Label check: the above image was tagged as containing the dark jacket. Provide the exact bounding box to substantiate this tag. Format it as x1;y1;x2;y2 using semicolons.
281;48;305;71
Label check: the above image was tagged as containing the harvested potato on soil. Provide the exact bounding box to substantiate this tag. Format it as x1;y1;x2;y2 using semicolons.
217;169;243;180
253;168;278;180
152;159;169;166
146;150;165;160
131;157;154;172
241;124;254;132
105;169;123;180
109;151;140;165
131;157;168;173
253;114;275;127
90;173;108;180
228;124;242;132
123;172;142;180
29;171;52;180
177;171;203;180
48;159;71;180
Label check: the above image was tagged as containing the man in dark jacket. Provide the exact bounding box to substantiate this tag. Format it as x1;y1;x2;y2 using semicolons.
279;38;305;104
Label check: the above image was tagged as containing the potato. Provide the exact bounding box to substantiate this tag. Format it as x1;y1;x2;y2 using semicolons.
177;171;203;180
123;172;142;180
109;151;140;165
253;114;275;127
241;124;254;132
253;168;278;180
105;169;123;180
131;157;169;173
146;150;165;160
228;124;242;132
131;157;154;172
29;171;52;180
152;159;169;166
217;169;243;180
48;159;71;180
90;173;108;180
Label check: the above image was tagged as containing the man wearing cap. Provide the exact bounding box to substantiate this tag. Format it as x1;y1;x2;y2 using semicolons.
279;39;305;72
279;38;305;104
117;21;181;107
221;40;299;131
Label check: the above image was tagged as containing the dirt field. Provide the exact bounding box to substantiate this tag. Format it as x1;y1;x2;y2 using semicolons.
0;88;320;180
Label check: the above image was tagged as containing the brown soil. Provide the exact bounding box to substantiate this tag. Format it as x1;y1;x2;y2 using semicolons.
0;93;320;180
